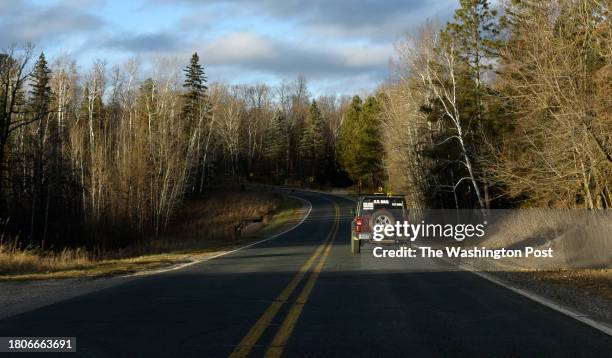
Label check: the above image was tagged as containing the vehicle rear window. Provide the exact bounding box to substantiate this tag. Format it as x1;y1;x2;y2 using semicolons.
361;197;405;211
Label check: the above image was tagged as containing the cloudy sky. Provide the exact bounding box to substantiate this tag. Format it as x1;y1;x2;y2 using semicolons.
0;0;458;95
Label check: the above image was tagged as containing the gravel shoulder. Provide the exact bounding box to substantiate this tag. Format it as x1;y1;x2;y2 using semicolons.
488;269;612;326
455;254;612;327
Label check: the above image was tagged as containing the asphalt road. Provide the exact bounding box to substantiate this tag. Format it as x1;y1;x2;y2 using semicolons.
1;191;611;357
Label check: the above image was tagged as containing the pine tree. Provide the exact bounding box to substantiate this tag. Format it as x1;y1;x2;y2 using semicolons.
182;52;208;121
182;52;210;192
30;53;52;117
443;0;499;80
355;96;384;188
29;52;53;241
338;96;362;183
265;109;288;175
299;100;325;177
338;95;384;188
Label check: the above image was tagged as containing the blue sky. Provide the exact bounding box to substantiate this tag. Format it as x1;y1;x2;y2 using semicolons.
0;0;458;96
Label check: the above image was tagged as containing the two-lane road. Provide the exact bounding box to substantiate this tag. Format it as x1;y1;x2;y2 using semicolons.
1;191;611;357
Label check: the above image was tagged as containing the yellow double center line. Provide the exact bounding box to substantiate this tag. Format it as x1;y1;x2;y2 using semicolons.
229;202;339;358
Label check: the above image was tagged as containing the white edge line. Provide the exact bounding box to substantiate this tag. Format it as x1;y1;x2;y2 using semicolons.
468;269;612;337
412;244;612;337
125;195;313;277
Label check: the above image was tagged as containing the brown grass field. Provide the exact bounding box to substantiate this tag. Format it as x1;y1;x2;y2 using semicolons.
477;209;612;303
0;188;303;281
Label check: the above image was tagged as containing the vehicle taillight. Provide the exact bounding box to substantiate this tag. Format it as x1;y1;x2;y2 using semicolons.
355;217;363;232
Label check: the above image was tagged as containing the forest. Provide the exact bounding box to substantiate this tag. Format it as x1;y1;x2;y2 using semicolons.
0;0;610;252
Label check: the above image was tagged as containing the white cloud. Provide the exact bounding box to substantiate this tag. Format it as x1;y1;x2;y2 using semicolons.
0;1;104;47
204;32;276;63
336;45;394;68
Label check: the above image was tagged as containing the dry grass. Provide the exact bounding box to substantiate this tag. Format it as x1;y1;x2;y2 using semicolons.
0;253;182;281
486;209;610;247
0;239;94;276
0;188;303;280
167;189;284;240
481;209;612;270
455;210;612;305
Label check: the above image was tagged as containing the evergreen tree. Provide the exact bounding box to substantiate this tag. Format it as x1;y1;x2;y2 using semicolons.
182;52;210;192
265;109;288;175
30;53;52;117
29;52;53;240
443;0;499;81
338;96;362;179
182;52;208;121
338;95;384;188
299;100;325;177
439;0;500;135
355;96;384;187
